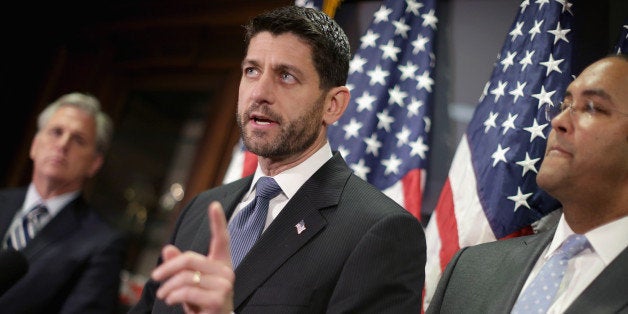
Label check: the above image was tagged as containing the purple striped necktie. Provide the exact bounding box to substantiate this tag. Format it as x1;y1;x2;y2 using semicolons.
228;177;281;268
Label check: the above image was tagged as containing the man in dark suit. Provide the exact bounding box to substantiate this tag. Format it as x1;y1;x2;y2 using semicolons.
427;54;628;313
0;92;127;313
130;5;426;314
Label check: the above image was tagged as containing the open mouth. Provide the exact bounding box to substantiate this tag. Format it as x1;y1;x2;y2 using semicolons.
252;117;273;125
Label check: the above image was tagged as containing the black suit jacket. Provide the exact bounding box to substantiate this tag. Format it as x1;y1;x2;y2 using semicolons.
131;152;426;313
0;187;127;314
426;227;628;314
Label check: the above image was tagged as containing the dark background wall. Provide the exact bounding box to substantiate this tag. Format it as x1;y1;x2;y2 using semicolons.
0;0;625;308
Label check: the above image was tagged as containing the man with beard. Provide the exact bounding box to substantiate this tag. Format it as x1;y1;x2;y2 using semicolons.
130;5;426;314
426;54;628;313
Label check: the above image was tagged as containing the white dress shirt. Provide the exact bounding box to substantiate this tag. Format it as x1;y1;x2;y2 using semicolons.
3;183;80;247
518;214;628;313
230;142;334;231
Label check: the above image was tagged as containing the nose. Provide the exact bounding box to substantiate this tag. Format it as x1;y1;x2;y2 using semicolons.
550;106;570;134
249;72;274;105
56;132;72;150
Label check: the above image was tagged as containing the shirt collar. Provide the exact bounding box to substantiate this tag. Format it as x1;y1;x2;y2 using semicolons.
585;215;628;265
549;213;628;265
25;183;81;217
250;141;333;199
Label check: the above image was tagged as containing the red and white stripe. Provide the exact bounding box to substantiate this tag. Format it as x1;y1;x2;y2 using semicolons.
423;135;495;310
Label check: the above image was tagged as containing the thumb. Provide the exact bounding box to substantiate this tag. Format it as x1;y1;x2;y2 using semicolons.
207;201;232;266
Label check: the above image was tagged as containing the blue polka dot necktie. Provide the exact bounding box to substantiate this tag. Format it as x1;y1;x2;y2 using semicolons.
228;177;282;268
511;234;589;314
6;204;49;250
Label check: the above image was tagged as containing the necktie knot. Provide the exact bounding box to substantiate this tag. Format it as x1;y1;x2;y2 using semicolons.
255;177;282;200
557;234;589;259
5;203;50;251
26;204;49;224
511;233;589;314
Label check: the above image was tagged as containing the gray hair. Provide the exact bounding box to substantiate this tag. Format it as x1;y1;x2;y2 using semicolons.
37;92;113;155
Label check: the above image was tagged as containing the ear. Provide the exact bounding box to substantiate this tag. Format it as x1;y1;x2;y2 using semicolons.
29;133;41;160
322;86;350;126
29;139;37;160
87;154;105;178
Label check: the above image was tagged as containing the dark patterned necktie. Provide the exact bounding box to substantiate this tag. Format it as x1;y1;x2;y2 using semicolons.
511;234;589;314
6;204;49;250
228;177;282;268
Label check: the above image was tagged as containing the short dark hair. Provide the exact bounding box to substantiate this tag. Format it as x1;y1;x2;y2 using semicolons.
244;5;351;90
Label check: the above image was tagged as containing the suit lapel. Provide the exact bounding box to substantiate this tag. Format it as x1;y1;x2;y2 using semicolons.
232;153;351;308
504;228;628;313
189;177;253;255
502;230;555;310
0;189;27;236
565;247;628;313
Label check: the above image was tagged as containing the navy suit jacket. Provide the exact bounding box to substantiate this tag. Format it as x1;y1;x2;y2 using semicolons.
426;226;628;314
131;152;426;313
0;187;127;314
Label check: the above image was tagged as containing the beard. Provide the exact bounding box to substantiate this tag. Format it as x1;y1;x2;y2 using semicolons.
237;94;325;159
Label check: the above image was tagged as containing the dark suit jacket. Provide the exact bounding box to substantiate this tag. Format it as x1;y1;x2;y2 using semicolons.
426;227;628;314
0;187;127;314
131;152;426;314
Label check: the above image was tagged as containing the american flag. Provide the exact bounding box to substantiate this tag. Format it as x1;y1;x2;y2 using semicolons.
423;0;575;310
222;139;256;184
294;0;323;10
614;19;628;54
328;0;438;222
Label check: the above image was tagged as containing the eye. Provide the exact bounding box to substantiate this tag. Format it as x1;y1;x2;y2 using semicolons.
243;67;259;78
584;100;596;113
583;100;605;115
72;135;88;147
280;72;297;84
47;127;63;137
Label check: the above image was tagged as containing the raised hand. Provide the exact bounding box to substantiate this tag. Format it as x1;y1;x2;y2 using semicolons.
152;201;235;314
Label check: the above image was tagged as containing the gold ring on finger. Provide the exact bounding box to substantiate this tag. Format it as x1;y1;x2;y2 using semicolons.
192;271;202;285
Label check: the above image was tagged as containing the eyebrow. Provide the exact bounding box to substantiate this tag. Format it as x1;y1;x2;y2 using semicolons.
274;63;304;78
582;89;612;101
241;59;303;75
564;89;611;101
241;59;258;69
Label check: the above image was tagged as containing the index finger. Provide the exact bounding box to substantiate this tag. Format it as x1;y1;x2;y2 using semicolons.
207;201;232;266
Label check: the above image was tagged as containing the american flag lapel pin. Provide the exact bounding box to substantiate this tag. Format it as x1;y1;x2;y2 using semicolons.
295;220;306;234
